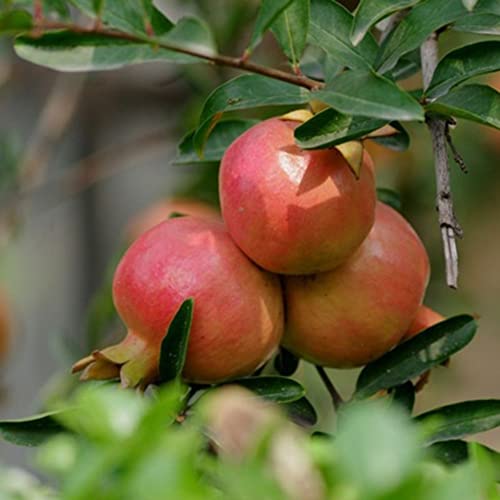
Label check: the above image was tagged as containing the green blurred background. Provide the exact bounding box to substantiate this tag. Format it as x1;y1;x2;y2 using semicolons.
0;0;498;468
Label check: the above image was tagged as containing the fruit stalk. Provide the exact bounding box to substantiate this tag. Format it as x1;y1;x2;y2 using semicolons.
421;33;462;289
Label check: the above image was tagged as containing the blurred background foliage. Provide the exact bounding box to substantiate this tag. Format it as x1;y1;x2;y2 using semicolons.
0;0;499;469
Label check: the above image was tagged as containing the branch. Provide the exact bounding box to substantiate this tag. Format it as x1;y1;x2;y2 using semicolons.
315;365;344;411
420;34;462;289
32;21;323;91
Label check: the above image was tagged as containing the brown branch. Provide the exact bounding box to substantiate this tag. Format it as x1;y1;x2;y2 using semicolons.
421;34;462;289
315;366;344;411
444;122;468;173
31;21;323;91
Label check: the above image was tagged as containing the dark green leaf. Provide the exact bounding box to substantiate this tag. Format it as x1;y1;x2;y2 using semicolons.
314;70;424;121
462;0;479;11
168;211;187;219
426;84;500;130
175;119;259;165
225;376;305;403
193;75;310;156
281;396;318;426
309;0;378;70
271;0;310;68
295;107;387;149
390;50;422;81
427;41;500;99
453;13;500;35
377;0;500;73
354;315;477;399
0;9;32;36
274;347;300;376
417;400;500;445
70;0;173;36
351;0;420;47
377;187;402;212
0;411;66;447
371;121;410;151
247;0;294;54
390;381;415;413
158;298;194;383
92;0;105;16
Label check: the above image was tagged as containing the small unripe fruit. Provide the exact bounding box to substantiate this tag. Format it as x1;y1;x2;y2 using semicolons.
283;202;430;368
401;305;445;342
73;217;284;387
220;117;376;274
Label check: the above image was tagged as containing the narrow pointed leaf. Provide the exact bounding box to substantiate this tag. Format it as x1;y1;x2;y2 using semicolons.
377;187;402;212
354;315;477;399
314;70;424;121
309;0;378;70
225;376;305;403
295;107;387;149
271;0;310;68
427;41;500;99
193;75;310;156
0;10;32;36
0;411;66;447
350;0;420;47
158;298;194;383
281;396;318;426
175;119;259;165
247;0;294;53
274;347;300;376
417;400;500;445
462;0;479;11
390;382;415;413
377;0;500;73
426;84;500;130
453;13;500;35
159;17;216;57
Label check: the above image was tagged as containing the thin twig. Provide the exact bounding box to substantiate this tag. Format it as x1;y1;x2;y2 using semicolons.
444;122;468;173
378;9;409;43
315;365;344;411
421;34;462;289
31;20;323;91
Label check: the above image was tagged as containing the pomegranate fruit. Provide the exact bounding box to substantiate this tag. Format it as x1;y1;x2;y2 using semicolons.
401;305;445;342
73;217;284;387
126;197;220;241
283;202;430;367
219;117;376;274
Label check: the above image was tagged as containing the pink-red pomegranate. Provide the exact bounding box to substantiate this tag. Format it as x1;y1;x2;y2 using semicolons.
401;305;445;342
283;202;430;367
219;117;376;274
73;217;284;387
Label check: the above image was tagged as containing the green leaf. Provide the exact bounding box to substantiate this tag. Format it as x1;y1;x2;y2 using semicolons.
462;0;479;11
427;41;500;98
69;0;173;36
0;9;32;36
453;13;500;35
0;411;66;447
309;0;378;70
377;187;402;212
158;298;194;383
377;0;499;73
271;0;310;68
280;396;318;426
354;315;477;399
390;50;421;81
14;27;208;72
426;84;500;130
313;70;424;121
390;381;415;413
225;376;305;403
417;400;500;445
295;107;387;149
175;119;259;165
273;347;300;376
351;0;420;47
247;0;294;54
193;74;310;156
371;121;410;151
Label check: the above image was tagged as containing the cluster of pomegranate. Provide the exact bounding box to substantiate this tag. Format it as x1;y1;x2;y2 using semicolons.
73;116;443;388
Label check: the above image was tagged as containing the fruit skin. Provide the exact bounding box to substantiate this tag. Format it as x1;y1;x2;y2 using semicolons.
401;305;445;342
73;217;284;387
126;198;220;241
219;117;376;275
283;202;430;368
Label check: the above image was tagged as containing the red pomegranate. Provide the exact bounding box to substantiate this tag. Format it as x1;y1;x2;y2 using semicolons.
401;305;445;342
73;217;284;387
219;117;376;274
283;202;430;367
